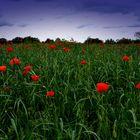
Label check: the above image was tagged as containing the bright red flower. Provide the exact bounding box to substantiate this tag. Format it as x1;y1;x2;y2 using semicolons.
122;56;130;61
49;45;55;49
96;82;110;93
46;91;55;97
135;82;140;89
22;70;28;75
63;47;70;53
0;66;7;72
24;65;32;71
6;47;14;52
10;58;21;65
80;60;87;64
31;75;40;81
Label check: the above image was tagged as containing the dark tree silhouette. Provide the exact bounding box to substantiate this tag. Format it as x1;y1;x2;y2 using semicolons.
105;39;116;44
0;38;7;44
116;38;132;44
134;32;140;39
12;37;23;43
23;36;40;43
84;37;103;44
55;38;61;42
45;38;54;44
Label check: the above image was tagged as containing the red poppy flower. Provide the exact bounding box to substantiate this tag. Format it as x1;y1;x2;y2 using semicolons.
136;44;140;47
24;65;32;71
122;56;130;61
49;45;55;49
6;47;14;52
0;66;7;72
63;47;70;53
22;70;28;75
55;42;59;46
10;58;21;65
31;75;40;81
82;49;86;52
135;82;140;89
46;91;55;97
96;82;110;93
80;60;87;64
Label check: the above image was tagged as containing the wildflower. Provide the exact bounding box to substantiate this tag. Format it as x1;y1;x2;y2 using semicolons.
22;70;28;75
55;42;59;46
136;44;140;47
135;82;140;89
63;47;70;53
49;45;55;49
10;57;21;65
122;56;130;61
31;75;40;81
6;47;14;52
0;66;7;72
24;65;32;71
80;60;87;64
96;82;110;93
82;49;86;52
46;91;55;97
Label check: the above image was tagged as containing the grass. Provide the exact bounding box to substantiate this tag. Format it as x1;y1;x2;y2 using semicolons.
0;42;140;140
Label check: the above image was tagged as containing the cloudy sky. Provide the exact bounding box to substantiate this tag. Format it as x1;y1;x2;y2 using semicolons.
0;0;140;42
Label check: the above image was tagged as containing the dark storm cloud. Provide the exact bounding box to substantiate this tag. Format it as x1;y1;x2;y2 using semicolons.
34;0;58;2
4;0;140;19
32;0;140;16
73;0;140;21
79;0;139;12
18;24;28;27
37;0;140;21
104;24;140;29
8;0;22;1
127;25;140;28
103;26;124;29
55;12;77;19
7;0;22;1
39;18;44;21
0;9;2;16
77;24;94;29
0;21;14;27
79;1;131;13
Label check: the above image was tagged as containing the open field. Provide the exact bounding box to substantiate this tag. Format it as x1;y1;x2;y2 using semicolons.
0;42;140;140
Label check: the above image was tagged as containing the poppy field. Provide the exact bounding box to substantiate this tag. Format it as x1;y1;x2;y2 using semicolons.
0;42;140;140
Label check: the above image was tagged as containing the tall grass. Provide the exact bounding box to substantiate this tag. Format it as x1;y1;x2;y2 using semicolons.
0;42;140;139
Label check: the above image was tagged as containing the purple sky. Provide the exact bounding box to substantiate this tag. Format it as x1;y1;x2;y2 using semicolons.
0;0;140;42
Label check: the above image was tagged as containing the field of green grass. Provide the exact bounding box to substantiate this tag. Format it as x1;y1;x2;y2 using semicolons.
0;42;140;140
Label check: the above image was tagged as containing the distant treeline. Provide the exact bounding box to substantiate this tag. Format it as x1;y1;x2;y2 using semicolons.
84;37;140;44
0;36;140;44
